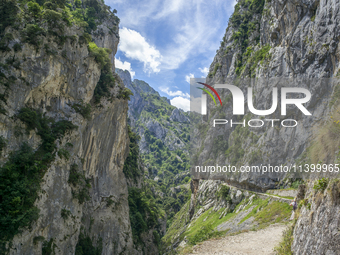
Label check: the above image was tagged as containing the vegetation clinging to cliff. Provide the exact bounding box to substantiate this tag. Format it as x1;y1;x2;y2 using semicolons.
128;187;163;246
75;232;103;255
223;0;267;77
0;108;77;251
0;0;122;112
123;125;142;182
123;126;164;247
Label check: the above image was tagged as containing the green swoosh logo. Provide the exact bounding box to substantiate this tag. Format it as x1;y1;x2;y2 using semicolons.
197;87;217;106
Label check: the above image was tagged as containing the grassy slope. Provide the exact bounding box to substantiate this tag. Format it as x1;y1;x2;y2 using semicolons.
163;194;292;254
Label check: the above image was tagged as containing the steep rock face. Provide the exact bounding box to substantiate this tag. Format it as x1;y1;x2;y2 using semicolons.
115;69;158;129
190;0;340;254
170;109;190;123
9;100;132;255
292;180;340;254
0;2;136;254
192;0;340;190
210;0;340;79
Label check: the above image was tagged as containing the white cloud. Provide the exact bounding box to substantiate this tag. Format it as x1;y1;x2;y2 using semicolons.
111;0;235;71
154;0;186;19
170;96;190;112
185;73;194;84
115;58;135;79
119;27;162;74
160;87;190;98
158;2;226;70
199;67;209;76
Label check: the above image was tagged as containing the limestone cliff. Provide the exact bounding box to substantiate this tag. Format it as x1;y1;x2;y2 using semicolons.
192;0;340;189
189;0;340;254
292;179;340;254
0;0;137;254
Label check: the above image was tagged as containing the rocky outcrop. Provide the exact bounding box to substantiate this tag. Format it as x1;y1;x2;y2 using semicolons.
115;69;159;128
209;0;340;80
292;180;340;254
170;109;190;123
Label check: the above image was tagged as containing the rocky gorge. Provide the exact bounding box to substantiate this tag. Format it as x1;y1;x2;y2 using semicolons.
1;0;340;254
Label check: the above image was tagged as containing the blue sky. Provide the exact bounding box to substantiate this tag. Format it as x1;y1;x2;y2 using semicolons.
106;0;237;111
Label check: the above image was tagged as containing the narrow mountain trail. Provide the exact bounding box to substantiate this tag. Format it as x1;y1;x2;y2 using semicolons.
188;224;286;255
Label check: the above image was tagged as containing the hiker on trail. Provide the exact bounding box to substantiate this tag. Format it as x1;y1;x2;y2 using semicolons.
289;197;297;220
290;197;297;210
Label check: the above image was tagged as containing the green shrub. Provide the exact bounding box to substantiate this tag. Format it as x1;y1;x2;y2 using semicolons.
44;9;63;31
313;178;328;192
0;0;19;35
93;70;115;102
43;2;58;10
33;236;45;245
298;198;308;209
44;44;57;55
71;101;92;120
188;225;215;245
53;0;67;8
88;42;117;103
182;176;190;183
42;238;55;255
66;142;73;148
153;230;161;246
51;120;78;139
61;208;71;220
106;198;114;207
291;179;303;189
248;45;271;76
0;136;6;153
88;42;111;68
27;1;42;20
68;164;91;204
274;225;294;255
74;0;82;8
216;185;230;198
21;24;45;48
79;33;92;45
228;0;266;76
75;232;102;255
123;126;142;182
16;107;38;131
117;87;133;100
73;185;91;204
58;148;70;160
212;63;221;76
128;187;162;245
68;163;84;186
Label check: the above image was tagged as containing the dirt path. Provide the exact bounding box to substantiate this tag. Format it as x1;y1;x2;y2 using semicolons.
188;224;286;255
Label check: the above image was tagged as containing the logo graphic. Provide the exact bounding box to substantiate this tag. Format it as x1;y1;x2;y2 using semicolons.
197;82;223;108
198;83;312;117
